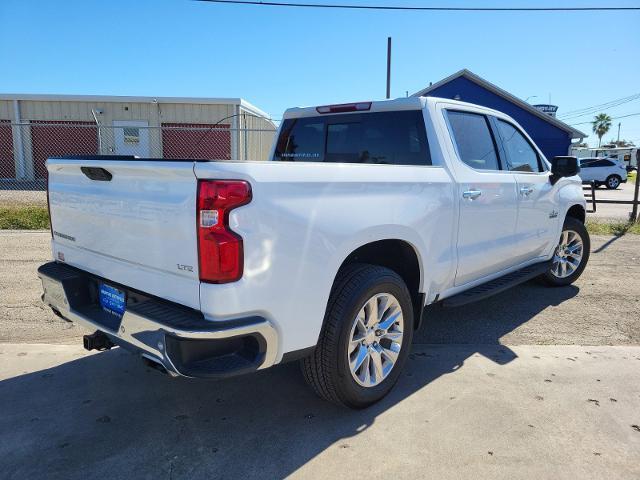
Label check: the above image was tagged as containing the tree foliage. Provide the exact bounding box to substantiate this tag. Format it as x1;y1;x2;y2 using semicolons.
592;113;612;147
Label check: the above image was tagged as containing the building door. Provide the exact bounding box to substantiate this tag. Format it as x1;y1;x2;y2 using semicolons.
113;120;150;157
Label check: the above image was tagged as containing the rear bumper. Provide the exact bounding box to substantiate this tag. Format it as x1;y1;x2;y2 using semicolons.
37;261;278;379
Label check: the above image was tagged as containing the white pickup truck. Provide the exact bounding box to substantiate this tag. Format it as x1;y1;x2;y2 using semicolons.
38;97;589;408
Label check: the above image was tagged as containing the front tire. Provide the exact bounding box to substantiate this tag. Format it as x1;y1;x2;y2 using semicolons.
540;217;590;286
301;264;414;408
605;175;621;189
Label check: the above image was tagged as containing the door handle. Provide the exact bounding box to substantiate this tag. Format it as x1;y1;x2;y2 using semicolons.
519;186;534;196
462;189;482;200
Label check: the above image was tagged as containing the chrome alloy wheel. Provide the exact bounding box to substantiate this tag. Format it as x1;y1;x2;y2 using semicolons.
607;176;620;189
348;293;404;388
551;229;584;279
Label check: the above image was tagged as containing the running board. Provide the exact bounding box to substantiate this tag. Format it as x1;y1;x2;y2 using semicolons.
441;261;552;308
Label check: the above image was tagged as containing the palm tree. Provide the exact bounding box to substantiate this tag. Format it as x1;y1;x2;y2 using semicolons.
592;113;612;147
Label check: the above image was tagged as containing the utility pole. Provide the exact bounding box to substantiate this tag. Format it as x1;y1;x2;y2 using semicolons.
632;149;640;222
386;37;392;99
617;122;621;142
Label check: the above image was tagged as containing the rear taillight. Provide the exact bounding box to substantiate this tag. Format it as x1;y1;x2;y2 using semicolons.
197;180;252;283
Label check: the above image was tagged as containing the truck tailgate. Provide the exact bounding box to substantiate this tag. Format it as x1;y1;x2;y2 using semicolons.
47;158;200;309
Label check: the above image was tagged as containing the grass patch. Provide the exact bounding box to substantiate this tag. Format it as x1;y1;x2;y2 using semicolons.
586;219;640;236
2;204;639;236
0;206;50;230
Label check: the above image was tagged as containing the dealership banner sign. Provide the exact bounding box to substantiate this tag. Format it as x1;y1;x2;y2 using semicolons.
533;104;559;117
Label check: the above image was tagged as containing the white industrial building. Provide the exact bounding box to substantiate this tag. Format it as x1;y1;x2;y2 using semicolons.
0;94;276;182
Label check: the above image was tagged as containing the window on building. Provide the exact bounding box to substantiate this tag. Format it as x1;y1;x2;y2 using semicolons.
123;127;140;144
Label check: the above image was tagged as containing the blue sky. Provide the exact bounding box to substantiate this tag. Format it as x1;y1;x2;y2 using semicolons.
1;0;639;145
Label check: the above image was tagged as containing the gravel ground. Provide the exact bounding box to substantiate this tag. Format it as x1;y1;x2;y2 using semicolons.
0;189;47;206
1;230;639;346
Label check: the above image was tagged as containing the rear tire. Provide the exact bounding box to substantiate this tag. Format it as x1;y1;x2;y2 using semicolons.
301;264;414;409
605;175;621;189
540;217;590;286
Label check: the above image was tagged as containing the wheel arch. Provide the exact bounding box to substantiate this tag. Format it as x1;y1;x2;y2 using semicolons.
333;239;425;330
566;203;586;223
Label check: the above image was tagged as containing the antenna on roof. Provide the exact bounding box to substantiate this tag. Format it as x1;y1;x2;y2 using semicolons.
386;37;392;99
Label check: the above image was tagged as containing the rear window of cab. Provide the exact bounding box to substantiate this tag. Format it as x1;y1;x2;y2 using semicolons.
273;111;431;166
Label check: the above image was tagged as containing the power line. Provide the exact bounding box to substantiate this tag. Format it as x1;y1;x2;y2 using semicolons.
559;93;640;116
558;93;640;120
196;1;640;11
559;94;640;119
570;112;640;126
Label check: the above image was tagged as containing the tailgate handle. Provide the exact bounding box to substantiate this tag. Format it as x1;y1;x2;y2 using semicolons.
81;167;112;181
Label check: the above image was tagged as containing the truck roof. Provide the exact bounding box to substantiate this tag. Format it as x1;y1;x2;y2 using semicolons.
282;96;508;120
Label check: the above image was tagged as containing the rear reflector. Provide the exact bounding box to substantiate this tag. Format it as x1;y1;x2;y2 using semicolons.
316;102;372;114
197;180;252;283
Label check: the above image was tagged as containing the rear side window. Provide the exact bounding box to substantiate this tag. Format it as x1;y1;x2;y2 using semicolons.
495;120;543;173
446;111;500;171
273;111;431;166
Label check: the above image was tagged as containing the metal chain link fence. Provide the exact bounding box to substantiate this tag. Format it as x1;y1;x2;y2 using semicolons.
0;121;277;206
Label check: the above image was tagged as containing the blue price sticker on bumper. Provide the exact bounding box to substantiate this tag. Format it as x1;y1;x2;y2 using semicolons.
99;283;126;318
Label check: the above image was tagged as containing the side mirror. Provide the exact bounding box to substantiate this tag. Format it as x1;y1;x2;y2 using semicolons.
550;156;579;185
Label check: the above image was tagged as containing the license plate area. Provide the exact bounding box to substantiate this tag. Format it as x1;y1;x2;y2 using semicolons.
99;283;126;319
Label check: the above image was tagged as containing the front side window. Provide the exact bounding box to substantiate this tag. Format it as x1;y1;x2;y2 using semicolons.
446;111;500;171
580;159;595;168
496;120;542;173
273;110;431;166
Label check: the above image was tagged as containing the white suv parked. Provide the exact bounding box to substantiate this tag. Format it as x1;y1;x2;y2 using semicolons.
579;157;628;189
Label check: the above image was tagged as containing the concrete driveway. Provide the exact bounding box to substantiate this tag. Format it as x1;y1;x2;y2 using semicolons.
1;343;639;480
0;231;639;479
587;180;639;220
